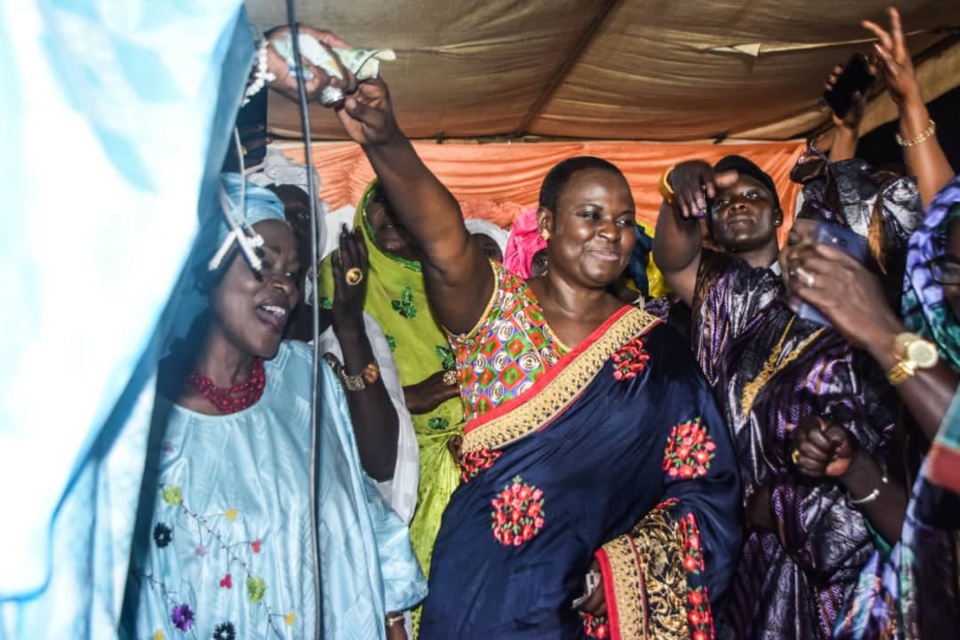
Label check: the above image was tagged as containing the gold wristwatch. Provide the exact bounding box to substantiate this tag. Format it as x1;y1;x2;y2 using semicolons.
885;332;939;385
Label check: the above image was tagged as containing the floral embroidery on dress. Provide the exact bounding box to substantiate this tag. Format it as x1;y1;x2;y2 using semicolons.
153;523;173;548
213;622;236;640
490;476;545;547
460;447;503;482
170;603;194;631
611;337;650;380
385;334;397;352
391;287;417;319
247;576;267;603
152;630;165;640
428;416;450;430
663;418;716;480
161;485;183;505
140;484;289;639
687;586;714;640
679;513;705;574
580;611;610;638
679;513;715;640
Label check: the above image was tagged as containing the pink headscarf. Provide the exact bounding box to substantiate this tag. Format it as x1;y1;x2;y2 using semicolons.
503;207;546;279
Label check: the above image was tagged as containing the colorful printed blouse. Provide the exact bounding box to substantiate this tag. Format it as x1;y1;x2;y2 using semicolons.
450;261;568;419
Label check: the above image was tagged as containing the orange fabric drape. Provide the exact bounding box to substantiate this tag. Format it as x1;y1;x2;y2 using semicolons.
282;140;807;242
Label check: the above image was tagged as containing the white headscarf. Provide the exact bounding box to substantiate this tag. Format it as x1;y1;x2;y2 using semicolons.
464;217;509;256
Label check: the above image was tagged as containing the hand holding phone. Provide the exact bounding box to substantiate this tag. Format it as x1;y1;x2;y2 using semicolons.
796;222;868;326
823;55;874;120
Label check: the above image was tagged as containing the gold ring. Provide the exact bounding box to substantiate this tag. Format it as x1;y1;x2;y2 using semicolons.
791;448;801;465
794;266;815;287
344;267;363;286
443;369;458;387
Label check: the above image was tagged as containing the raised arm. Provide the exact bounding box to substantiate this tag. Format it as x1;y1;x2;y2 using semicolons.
863;7;954;207
653;162;738;306
328;228;398;481
334;79;492;333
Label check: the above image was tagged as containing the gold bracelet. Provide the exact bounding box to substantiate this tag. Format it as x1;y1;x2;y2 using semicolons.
658;164;676;206
896;119;936;147
386;613;405;627
323;354;380;391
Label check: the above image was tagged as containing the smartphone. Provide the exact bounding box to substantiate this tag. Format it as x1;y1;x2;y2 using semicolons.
797;222;868;326
823;55;874;119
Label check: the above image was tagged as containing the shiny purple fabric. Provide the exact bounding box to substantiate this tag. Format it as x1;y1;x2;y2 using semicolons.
693;250;896;640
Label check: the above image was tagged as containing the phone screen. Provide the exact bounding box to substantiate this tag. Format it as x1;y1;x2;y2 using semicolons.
796;222;868;326
823;55;874;119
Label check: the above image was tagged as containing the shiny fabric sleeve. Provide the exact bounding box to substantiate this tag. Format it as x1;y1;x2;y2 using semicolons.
692;250;781;383
594;341;742;640
769;354;893;578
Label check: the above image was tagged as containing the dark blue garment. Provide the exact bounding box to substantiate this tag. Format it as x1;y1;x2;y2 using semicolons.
421;320;742;639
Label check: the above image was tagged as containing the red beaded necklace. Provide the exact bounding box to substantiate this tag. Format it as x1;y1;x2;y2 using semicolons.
188;358;266;414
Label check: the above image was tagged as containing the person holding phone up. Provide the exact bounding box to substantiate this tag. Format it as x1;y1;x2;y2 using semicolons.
654;80;928;640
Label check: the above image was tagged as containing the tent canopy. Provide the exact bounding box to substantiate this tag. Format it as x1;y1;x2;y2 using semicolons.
248;0;960;143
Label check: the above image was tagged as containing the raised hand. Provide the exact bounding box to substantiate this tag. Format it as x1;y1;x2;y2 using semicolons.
265;25;356;104
791;416;857;478
861;7;919;106
825;63;868;132
667;160;739;220
330;78;399;146
330;225;369;334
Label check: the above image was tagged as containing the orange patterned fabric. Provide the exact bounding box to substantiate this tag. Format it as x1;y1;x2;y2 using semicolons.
281;139;806;243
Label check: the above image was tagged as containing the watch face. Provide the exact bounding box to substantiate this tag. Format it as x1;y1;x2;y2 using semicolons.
907;339;939;368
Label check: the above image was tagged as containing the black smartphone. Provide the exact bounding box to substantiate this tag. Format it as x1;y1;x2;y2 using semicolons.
797;222;868;326
823;55;874;119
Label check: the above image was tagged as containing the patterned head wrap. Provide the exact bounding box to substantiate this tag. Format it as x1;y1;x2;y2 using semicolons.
168;173;288;350
903;175;960;369
795;156;923;267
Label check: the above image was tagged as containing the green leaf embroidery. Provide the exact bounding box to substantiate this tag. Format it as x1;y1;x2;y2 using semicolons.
391;287;418;319
436;346;455;371
385;335;398;352
428;416;450;430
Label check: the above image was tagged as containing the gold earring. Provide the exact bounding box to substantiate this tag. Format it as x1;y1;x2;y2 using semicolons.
540;230;551;241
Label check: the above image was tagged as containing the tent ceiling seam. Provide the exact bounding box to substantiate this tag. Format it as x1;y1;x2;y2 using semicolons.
513;0;626;138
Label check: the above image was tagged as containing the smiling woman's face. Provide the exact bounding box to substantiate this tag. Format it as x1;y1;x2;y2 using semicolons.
208;219;300;359
541;167;636;289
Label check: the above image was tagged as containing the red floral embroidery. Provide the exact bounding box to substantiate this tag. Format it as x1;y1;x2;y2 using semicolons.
687;586;714;640
663;418;716;480
580;611;610;638
679;513;704;574
219;573;233;589
611;337;651;380
679;513;715;639
490;476;545;547
460;447;503;483
251;539;262;553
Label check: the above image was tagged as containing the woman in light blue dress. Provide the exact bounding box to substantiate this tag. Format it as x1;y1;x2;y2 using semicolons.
120;174;425;639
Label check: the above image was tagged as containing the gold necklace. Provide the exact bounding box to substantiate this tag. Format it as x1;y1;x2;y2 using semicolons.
739;316;825;416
